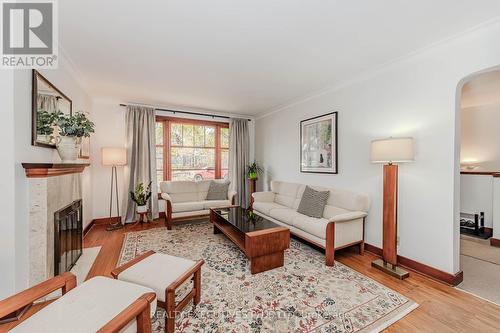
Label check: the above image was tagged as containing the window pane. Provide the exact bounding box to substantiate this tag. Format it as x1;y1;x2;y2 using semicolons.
205;126;215;147
220;127;229;148
156;147;163;170
155;122;163;145
182;124;194;146
194;125;204;147
171;123;182;145
171;147;215;169
172;169;216;181
221;169;229;180
221;149;228;169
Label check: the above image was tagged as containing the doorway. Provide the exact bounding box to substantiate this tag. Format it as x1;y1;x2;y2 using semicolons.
457;68;500;304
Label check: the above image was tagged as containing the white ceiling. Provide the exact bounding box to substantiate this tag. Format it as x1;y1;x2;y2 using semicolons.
462;69;500;108
60;1;500;115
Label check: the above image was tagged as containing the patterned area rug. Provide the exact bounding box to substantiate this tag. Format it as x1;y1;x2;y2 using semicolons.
119;221;417;332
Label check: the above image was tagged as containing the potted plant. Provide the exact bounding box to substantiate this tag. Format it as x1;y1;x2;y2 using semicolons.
53;111;95;161
247;161;263;180
36;110;56;143
130;182;152;213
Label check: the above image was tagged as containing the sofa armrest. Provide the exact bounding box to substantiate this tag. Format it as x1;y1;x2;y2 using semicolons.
328;211;367;223
160;192;172;202
228;190;237;205
0;272;76;319
252;191;275;203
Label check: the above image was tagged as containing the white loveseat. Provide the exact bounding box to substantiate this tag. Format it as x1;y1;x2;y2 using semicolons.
160;179;236;229
252;181;370;266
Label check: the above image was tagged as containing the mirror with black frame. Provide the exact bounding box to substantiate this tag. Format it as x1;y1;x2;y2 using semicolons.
32;70;72;148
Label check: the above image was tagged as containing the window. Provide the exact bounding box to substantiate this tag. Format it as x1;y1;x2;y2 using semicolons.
155;117;230;186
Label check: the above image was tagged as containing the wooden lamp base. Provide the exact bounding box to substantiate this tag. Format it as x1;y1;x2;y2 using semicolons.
372;259;409;279
373;163;409;280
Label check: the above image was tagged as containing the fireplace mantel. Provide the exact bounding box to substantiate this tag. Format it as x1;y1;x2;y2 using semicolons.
22;163;91;178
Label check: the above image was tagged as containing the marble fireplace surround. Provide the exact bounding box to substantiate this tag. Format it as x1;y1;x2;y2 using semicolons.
22;163;90;286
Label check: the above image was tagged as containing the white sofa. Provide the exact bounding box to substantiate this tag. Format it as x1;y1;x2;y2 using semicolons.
252;181;370;266
160;179;236;229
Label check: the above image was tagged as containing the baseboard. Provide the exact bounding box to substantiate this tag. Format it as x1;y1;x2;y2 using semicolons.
491;237;500;247
83;220;95;237
365;243;463;286
91;216;122;225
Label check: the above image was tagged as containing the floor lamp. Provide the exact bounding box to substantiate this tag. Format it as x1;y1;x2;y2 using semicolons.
102;147;127;231
370;137;414;279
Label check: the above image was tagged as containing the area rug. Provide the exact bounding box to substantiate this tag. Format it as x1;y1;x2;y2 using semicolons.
460;235;500;265
119;221;417;332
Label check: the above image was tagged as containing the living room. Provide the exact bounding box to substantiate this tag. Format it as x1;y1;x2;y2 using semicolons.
2;1;500;332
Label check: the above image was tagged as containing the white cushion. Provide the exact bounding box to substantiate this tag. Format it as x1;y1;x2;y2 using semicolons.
268;208;302;227
252;201;287;215
201;200;230;209
171;201;204;213
160;181;199;203
117;253;196;302
293;214;330;240
11;277;156;333
271;181;301;208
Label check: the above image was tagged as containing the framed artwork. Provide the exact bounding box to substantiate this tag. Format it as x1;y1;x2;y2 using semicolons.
300;112;338;174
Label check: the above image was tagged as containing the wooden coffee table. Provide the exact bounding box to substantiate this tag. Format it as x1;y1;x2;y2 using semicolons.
210;206;290;274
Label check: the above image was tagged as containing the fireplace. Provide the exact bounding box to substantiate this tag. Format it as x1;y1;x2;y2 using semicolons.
54;199;83;275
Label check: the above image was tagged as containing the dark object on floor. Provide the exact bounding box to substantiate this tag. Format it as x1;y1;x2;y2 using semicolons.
460;212;491;239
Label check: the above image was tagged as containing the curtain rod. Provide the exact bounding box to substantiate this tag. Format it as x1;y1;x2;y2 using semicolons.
119;103;251;121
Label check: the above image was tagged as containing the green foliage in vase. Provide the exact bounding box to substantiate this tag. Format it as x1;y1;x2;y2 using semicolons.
53;111;95;137
36;110;56;135
247;161;263;180
130;182;152;206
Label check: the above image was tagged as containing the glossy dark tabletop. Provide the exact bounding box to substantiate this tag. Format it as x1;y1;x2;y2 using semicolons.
211;206;281;233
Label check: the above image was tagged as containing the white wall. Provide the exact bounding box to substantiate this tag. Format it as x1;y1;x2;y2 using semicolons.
0;70;17;298
461;103;500;171
255;20;500;274
90;101;255;220
12;55;93;294
460;174;493;228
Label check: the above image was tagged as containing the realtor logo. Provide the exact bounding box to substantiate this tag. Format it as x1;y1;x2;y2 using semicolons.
1;0;57;68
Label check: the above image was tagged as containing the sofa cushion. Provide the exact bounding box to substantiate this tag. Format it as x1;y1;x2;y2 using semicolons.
206;180;230;200
202;200;231;209
11;276;156;333
297;186;330;218
271;181;301;208
172;201;204;213
160;181;199;203
293;214;330;240
252;201;287;215
268;208;302;226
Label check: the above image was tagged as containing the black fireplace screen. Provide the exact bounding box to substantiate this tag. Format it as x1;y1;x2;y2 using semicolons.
54;199;83;275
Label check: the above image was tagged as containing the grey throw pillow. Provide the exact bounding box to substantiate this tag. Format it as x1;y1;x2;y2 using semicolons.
297;186;330;218
206;181;230;200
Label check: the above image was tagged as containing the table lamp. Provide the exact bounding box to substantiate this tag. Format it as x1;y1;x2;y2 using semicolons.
102;147;127;231
370;137;414;279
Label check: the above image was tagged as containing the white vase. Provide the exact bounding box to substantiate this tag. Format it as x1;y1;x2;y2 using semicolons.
136;205;148;213
56;136;81;162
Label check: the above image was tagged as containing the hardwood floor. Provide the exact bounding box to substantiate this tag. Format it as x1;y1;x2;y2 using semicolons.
2;219;500;332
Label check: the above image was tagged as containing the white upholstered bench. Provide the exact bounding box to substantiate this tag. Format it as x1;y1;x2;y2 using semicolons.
111;250;204;333
1;273;156;333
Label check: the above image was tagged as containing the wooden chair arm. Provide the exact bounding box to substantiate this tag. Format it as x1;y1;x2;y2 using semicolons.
111;250;156;278
97;292;156;333
0;272;76;319
167;259;205;292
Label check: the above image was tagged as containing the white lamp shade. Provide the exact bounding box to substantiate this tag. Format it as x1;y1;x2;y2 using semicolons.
370;137;415;163
102;147;127;166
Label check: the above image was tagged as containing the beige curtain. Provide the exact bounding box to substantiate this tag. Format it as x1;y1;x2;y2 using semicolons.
229;118;250;208
124;105;159;222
